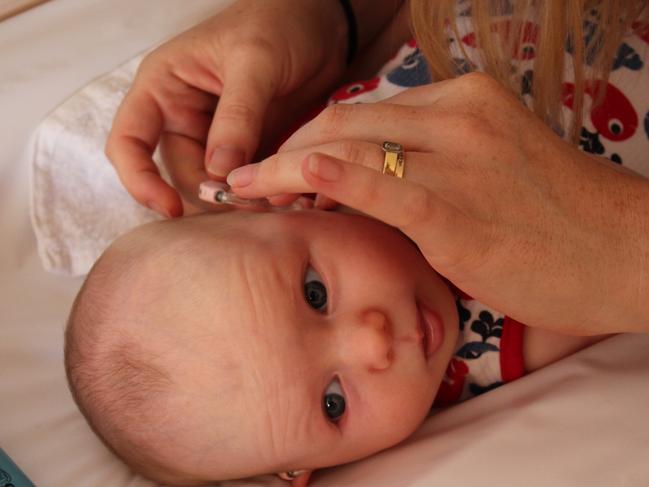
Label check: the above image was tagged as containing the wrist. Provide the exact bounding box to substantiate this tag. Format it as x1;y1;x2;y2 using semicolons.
584;158;649;333
309;0;406;70
296;0;349;70
618;181;649;332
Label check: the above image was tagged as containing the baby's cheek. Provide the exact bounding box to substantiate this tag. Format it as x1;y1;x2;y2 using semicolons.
384;379;436;434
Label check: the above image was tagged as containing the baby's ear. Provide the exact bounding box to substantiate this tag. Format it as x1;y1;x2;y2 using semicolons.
277;470;312;486
291;470;311;487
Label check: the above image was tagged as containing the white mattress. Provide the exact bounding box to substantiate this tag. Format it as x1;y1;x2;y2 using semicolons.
1;1;648;486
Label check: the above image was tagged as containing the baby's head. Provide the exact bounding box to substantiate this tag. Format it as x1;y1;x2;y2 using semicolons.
65;210;458;485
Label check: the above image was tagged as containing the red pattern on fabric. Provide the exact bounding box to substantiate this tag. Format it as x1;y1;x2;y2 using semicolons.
434;358;470;407
632;21;649;44
562;81;638;142
500;316;526;382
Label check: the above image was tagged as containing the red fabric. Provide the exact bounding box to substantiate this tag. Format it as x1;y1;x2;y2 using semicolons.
433;358;469;407
269;102;327;154
500;316;526;382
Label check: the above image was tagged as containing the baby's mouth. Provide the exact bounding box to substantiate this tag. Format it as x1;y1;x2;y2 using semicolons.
416;301;444;361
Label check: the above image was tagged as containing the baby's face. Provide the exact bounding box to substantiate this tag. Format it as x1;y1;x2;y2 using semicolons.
142;211;458;481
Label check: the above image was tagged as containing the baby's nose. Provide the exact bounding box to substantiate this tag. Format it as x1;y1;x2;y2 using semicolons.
341;310;393;372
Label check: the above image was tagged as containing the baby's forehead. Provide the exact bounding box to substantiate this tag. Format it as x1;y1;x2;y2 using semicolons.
140;219;299;315
181;214;304;261
127;212;327;348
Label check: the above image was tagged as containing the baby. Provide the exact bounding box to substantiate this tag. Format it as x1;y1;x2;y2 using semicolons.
64;209;603;486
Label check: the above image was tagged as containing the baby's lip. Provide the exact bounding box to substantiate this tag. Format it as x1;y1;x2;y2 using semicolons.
416;301;444;362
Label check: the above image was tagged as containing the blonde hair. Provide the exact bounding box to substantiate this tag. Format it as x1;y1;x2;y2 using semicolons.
410;0;647;141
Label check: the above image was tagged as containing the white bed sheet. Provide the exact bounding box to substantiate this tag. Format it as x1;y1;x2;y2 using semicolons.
1;1;648;486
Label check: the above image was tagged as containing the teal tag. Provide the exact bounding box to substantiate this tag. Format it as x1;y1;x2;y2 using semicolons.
0;449;36;487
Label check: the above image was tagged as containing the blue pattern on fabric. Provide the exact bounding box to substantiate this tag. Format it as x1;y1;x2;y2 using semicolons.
566;20;601;65
386;49;432;87
613;42;643;71
452;300;505;399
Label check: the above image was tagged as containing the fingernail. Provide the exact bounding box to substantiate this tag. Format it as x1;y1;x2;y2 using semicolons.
307;154;342;182
147;201;171;219
208;146;246;177
227;164;256;188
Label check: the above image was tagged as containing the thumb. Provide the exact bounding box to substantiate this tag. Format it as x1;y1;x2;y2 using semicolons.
205;62;275;179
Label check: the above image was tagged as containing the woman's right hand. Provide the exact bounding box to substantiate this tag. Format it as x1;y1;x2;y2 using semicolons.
105;0;349;217
227;74;649;336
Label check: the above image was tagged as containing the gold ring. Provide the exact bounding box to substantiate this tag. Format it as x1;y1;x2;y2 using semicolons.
382;141;405;178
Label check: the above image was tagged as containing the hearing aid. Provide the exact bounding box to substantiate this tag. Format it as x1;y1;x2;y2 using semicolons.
199;181;313;211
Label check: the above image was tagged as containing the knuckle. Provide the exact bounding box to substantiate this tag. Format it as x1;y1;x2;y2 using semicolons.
216;101;258;127
254;154;287;181
137;52;156;73
456;72;506;112
319;103;352;137
336;140;364;165
458;71;496;89
104;134;128;169
234;34;276;57
138;48;167;76
231;36;281;76
260;153;283;177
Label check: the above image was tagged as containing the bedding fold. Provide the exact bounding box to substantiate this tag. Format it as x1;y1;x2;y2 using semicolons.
29;53;161;276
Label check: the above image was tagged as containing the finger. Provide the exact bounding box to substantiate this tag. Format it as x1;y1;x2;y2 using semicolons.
162;91;218;143
227;140;385;198
301;153;463;259
160;132;211;210
279;80;463;154
278;102;438;154
107;86;183;218
205;58;277;178
268;194;301;206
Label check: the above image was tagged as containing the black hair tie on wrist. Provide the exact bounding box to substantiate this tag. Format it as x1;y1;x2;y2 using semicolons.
337;0;358;65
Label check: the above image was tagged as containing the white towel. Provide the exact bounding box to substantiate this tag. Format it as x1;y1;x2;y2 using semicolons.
30;52;165;276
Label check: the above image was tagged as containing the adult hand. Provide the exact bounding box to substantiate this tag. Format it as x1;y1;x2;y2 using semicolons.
227;73;649;335
105;0;349;217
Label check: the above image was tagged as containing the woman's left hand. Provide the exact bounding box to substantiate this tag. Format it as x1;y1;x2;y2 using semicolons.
226;73;649;336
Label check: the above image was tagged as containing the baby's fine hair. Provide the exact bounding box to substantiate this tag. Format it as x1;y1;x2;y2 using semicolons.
64;228;175;476
64;218;224;484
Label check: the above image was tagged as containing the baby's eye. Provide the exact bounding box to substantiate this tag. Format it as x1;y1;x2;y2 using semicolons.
323;377;346;422
304;265;327;312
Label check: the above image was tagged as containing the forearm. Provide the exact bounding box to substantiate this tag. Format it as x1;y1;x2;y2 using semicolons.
524;327;611;373
614;171;649;332
280;0;406;85
583;157;649;333
307;0;407;75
